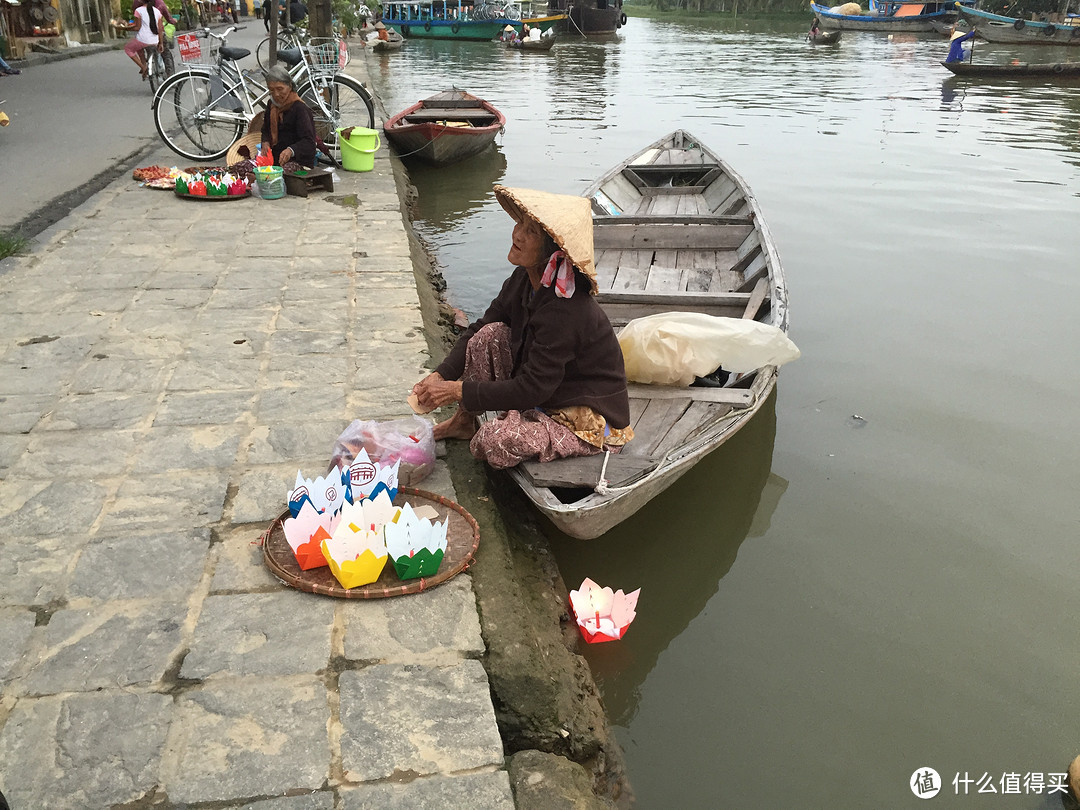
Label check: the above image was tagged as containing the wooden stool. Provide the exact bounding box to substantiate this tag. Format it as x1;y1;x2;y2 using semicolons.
284;167;335;197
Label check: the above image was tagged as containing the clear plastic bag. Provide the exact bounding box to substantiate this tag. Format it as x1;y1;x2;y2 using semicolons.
618;312;801;387
328;416;436;486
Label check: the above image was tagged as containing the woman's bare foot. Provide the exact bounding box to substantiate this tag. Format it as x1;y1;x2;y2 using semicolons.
433;408;476;441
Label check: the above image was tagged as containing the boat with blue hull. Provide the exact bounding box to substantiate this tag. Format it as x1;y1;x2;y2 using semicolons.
381;0;565;41
956;6;1080;45
810;0;971;32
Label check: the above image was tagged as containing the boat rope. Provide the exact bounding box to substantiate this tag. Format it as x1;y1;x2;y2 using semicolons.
566;4;587;37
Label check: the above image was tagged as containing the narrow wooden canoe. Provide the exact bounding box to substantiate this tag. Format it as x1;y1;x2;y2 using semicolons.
506;32;557;50
942;60;1080;77
807;29;842;44
383;89;505;167
490;130;790;540
369;30;405;51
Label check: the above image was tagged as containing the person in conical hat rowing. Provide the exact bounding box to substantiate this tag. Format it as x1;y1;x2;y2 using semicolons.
411;185;634;470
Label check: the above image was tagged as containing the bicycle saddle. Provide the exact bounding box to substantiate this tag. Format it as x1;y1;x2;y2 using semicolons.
219;46;251;61
276;47;302;66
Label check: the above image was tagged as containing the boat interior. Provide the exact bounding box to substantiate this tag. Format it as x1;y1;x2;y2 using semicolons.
506;147;776;503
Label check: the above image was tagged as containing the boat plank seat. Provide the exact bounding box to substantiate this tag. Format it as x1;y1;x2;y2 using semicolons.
594;222;755;251
603;300;749;323
403;109;498;121
519;454;660;489
626;383;754;407
622;396;693;457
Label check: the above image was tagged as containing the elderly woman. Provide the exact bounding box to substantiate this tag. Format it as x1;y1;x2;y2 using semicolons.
260;65;317;168
412;185;633;470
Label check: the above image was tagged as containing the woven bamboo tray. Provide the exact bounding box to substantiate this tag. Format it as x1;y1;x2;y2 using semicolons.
261;486;480;599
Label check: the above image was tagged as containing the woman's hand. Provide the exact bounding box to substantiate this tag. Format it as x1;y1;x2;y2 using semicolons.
412;372;463;409
278;147;293;165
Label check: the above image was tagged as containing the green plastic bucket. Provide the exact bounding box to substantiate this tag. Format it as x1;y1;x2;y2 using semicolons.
338;127;381;172
254;166;285;199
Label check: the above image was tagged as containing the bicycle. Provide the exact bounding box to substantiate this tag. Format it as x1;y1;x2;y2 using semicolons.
255;23;349;71
142;42;171;95
152;25;374;163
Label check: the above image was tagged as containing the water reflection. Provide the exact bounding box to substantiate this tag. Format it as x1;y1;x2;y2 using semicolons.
547;393;784;726
409;145;508;231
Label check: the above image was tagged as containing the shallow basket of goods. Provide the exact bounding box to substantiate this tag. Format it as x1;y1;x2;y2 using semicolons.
260;487;480;598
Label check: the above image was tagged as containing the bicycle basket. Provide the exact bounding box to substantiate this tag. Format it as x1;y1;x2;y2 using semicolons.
306;37;344;77
177;32;219;65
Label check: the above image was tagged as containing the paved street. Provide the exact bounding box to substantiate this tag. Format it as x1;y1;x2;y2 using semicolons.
0;21;266;230
0;47;518;809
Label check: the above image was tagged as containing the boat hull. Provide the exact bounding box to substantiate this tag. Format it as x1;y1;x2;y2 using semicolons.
811;0;954;32
957;6;1080;45
547;0;625;34
943;60;1080;76
384;15;563;40
383;89;505;168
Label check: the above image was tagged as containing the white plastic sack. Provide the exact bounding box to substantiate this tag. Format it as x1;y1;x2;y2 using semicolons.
618;312;801;387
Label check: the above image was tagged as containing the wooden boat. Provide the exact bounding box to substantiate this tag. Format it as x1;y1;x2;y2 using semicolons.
490;130;790;540
383;89;506;167
546;0;626;34
810;0;970;32
942;59;1080;76
957;6;1080;45
807;28;842;44
369;30;405;51
505;29;556;49
381;0;565;41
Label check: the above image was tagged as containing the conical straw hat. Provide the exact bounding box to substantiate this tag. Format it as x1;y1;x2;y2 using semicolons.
494;185;597;294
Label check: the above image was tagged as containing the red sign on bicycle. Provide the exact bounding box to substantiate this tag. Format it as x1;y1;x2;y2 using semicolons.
177;33;201;63
338;39;348;68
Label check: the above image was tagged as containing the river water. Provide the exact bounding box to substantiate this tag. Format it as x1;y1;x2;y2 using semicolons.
366;18;1080;808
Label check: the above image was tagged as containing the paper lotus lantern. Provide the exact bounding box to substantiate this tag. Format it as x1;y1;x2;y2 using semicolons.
288;466;348;518
384;502;448;580
282;500;339;570
336;490;401;536
188;180;206;196
345;449;400;504
228;179;248;196
321;514;388;589
568;578;640;644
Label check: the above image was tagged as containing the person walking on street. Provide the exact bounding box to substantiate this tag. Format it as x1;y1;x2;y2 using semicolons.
0;52;20;75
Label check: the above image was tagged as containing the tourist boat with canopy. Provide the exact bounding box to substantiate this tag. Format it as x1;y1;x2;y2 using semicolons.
488;130;792;540
380;0;565;40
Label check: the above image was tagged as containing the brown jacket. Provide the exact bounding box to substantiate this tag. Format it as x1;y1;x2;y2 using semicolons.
436;267;630;428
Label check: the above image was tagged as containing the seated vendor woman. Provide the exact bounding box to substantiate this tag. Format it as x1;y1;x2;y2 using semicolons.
260;65;317;169
411;185;634;470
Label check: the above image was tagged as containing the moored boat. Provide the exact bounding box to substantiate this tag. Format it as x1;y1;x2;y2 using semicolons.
383;89;506;167
369;29;405;51
810;0;970;32
957;5;1080;45
546;0;627;34
943;59;1080;76
381;0;565;41
489;130;791;540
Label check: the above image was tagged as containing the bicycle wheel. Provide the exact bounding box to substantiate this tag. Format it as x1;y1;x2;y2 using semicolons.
298;74;374;157
148;50;165;95
256;36;271;69
153;71;245;161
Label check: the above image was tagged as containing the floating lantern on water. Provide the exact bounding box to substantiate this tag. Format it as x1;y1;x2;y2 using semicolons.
568;577;640;644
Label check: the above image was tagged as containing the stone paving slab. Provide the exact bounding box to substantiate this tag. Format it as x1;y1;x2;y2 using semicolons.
0;48;517;810
339;660;505;781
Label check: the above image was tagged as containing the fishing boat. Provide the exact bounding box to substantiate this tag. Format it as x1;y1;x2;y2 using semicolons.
546;0;627;34
383;89;506;167
810;0;970;32
380;0;565;40
942;27;1080;75
957;6;1080;45
489;130;790;540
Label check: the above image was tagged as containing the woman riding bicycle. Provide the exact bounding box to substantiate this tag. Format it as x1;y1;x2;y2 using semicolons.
260;65;317;168
124;0;165;80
